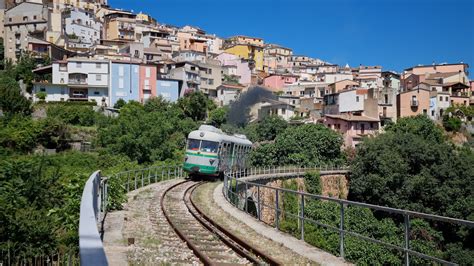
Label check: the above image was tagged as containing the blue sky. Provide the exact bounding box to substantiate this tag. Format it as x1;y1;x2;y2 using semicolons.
110;0;474;75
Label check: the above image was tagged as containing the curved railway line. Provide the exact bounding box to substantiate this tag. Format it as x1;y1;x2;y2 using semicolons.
160;180;280;265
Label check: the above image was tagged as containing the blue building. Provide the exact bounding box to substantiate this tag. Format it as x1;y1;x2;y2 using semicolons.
110;61;140;106
157;79;182;102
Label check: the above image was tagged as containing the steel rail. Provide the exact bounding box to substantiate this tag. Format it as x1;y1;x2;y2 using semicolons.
160;180;214;265
187;182;281;266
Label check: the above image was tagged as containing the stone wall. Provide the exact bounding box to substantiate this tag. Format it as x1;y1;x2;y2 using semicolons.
245;173;348;225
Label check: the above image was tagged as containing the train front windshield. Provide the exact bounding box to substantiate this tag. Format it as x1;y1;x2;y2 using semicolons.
187;139;219;153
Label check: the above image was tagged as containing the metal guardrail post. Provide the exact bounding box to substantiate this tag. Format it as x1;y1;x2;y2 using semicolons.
275;189;279;229
339;201;345;259
134;171;137;190
257;185;261;221
127;172;130;193
300;194;305;241
405;214;410;266
245;183;248;213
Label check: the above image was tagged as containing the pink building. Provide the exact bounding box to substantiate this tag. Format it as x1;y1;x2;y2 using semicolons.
215;52;251;85
324;114;380;148
139;65;157;103
263;74;299;92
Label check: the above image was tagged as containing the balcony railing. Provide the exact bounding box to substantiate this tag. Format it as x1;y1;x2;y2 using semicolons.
69;78;88;85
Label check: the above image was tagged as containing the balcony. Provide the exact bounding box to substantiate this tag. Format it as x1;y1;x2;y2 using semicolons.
69;89;88;100
69;78;88;85
411;99;419;107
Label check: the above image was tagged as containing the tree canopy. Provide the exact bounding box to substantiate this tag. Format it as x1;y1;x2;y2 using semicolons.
249;123;344;166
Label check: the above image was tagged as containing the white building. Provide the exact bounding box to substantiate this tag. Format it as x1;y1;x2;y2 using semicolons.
33;58;110;106
63;8;102;50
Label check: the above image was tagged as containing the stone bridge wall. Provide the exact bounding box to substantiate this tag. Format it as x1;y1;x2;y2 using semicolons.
237;172;349;225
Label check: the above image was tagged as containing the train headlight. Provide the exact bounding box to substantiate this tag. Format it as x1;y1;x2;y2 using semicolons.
209;159;215;165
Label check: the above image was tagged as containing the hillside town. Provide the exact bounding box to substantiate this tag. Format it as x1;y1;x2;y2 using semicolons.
3;0;473;148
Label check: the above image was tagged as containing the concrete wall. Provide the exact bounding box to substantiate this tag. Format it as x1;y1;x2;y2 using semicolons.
156;79;180;102
339;90;364;113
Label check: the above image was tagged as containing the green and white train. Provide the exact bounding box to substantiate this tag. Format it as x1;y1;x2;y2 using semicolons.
183;125;252;176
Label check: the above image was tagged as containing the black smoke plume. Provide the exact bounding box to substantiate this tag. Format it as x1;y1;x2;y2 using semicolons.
227;86;277;126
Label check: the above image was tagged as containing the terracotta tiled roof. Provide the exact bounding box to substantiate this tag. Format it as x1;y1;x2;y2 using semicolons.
325;114;379;122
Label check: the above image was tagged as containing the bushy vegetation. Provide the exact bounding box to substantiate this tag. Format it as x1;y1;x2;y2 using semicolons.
248;123;344;167
349;115;473;264
97;97;197;164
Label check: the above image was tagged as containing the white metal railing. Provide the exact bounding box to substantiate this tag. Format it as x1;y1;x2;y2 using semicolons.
79;170;108;265
78;165;184;264
223;167;474;266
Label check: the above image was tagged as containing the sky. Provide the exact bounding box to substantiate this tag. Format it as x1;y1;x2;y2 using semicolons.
109;0;474;76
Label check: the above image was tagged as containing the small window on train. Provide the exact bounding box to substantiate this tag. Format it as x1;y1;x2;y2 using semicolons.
187;139;200;151
201;140;219;153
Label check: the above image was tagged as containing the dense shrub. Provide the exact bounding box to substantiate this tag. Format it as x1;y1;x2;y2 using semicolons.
249;123;344;166
46;104;96;126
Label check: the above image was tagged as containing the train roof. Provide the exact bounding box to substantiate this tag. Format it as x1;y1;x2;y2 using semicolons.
188;125;252;146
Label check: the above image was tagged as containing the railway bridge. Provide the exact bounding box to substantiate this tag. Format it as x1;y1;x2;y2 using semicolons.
78;164;473;265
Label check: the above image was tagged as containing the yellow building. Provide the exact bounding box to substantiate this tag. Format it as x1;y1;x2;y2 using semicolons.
224;44;264;71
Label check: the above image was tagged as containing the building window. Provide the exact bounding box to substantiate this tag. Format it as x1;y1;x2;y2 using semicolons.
119;78;124;89
33;15;37;20
40;88;46;92
208;79;214;85
96;63;101;68
23;16;28;21
439;96;442;101
96;74;101;81
282;108;286;114
146;67;151;78
445;96;448;101
191;66;196;71
423;109;427;115
384;94;388;104
76;62;82;68
356;96;360;102
119;66;124;76
431;110;435;116
8;18;12;22
208;68;212;74
94;91;100;95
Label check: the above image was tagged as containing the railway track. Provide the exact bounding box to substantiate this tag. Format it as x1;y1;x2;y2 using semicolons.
161;180;280;265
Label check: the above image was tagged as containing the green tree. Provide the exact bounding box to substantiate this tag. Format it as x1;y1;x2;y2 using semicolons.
254;115;288;142
349;115;473;264
207;106;228;127
36;91;47;101
177;91;213;121
113;98;126;109
0;75;32;116
249;123;343;166
97;100;196;163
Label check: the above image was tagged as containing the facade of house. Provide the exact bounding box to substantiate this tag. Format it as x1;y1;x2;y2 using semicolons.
255;99;296;121
103;11;137;41
263;74;298;91
165;61;201;95
156;78;181;102
139;64;157;102
34;58;110;105
397;87;431;118
4;2;49;62
429;92;450;121
110;61;140;105
215;52;251;85
324;114;380;148
216;83;245;106
63;7;102;50
224;44;264;72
